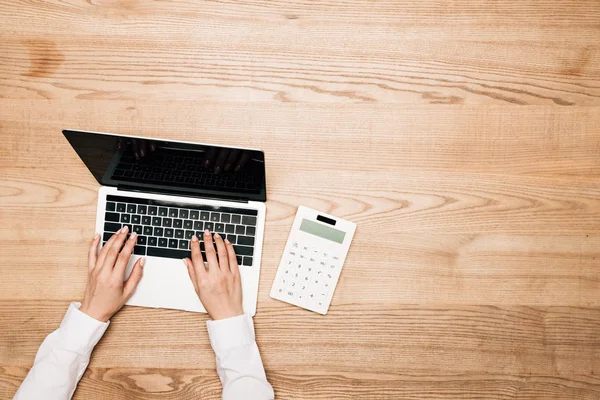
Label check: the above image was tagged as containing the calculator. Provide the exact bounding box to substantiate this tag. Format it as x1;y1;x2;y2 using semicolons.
270;206;356;315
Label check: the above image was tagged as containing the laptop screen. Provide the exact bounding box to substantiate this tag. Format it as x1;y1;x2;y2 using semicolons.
63;130;267;202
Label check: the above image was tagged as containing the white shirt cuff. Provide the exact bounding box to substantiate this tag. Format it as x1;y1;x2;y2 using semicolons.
59;302;110;353
206;314;255;355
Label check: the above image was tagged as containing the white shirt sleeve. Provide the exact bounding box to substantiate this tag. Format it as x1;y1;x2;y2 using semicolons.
206;314;275;400
13;302;109;400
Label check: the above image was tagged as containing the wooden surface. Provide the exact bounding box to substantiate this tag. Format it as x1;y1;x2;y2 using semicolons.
1;0;600;398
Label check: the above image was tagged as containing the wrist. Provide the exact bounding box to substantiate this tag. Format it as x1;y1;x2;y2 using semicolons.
79;303;111;323
209;309;243;321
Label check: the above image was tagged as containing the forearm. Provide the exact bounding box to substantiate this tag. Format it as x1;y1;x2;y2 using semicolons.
14;303;109;400
207;314;274;400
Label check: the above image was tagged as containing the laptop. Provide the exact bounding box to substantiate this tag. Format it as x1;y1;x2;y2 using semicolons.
63;130;267;316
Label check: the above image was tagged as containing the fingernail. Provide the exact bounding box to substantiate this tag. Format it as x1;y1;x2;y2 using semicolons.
204;229;210;235
140;257;146;267
204;159;210;166
214;233;221;239
224;238;230;244
94;233;100;240
130;231;137;240
214;166;221;175
140;149;145;157
191;235;198;242
225;163;231;171
121;226;129;233
235;165;241;172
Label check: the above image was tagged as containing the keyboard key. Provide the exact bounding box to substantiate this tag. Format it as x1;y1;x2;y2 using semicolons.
185;230;194;239
138;205;147;214
106;202;116;212
120;214;131;223
133;225;143;234
195;231;203;239
152;217;161;226
103;232;113;242
210;213;220;222
231;215;241;224
158;238;168;247
153;227;164;236
175;229;184;239
148;206;158;215
105;212;120;222
134;246;146;255
180;209;189;219
221;214;231;223
104;222;121;233
116;203;126;212
174;219;183;228
235;225;245;235
132;215;141;224
184;220;193;229
158;207;168;217
236;255;243;265
225;224;235;234
226;234;237;244
179;240;189;250
162;218;172;227
215;223;225;233
168;239;178;248
169;208;178;217
127;204;136;213
243;256;253;266
148;237;158;247
148;246;190;259
246;226;256;236
237;235;255;246
234;245;253;256
142;216;151;225
122;224;132;233
138;236;147;246
194;221;204;230
190;210;199;220
205;222;214;231
242;216;257;226
200;212;210;221
143;226;153;235
165;228;174;238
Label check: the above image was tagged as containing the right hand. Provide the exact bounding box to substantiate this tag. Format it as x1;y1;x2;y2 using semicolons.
184;230;243;320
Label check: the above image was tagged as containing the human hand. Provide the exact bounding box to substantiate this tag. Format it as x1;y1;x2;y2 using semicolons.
204;147;251;175
117;138;157;160
80;227;145;322
184;230;243;320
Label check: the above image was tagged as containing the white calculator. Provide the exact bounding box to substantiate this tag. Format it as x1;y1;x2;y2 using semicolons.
270;206;356;315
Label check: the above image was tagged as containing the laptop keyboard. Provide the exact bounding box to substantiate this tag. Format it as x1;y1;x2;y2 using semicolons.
102;195;257;266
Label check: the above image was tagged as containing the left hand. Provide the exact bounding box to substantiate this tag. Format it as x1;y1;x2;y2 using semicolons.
80;227;144;322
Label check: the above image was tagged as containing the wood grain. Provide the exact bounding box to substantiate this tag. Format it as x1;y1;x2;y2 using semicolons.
1;0;600;398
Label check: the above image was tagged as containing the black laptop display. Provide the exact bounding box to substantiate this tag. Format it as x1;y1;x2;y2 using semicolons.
62;130;267;202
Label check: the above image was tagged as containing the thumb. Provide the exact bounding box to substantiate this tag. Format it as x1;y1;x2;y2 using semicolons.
123;257;145;300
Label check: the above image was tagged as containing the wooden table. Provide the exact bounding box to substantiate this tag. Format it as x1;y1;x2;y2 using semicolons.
1;1;600;399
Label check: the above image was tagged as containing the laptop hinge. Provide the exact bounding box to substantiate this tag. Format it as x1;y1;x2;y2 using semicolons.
116;185;250;204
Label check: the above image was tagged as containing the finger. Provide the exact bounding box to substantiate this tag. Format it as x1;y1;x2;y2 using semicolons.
139;140;147;158
224;239;240;277
123;257;145;300
203;229;219;273
213;233;230;272
184;258;199;293
96;227;125;268
214;148;230;174
132;139;140;160
149;141;157;152
114;231;138;278
234;151;251;172
99;226;129;274
88;233;101;272
190;234;208;277
224;149;240;172
204;147;219;167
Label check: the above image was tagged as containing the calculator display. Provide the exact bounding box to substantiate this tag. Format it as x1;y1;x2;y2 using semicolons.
300;219;346;244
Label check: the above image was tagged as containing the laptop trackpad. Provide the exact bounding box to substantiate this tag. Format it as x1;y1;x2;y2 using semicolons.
124;255;206;313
